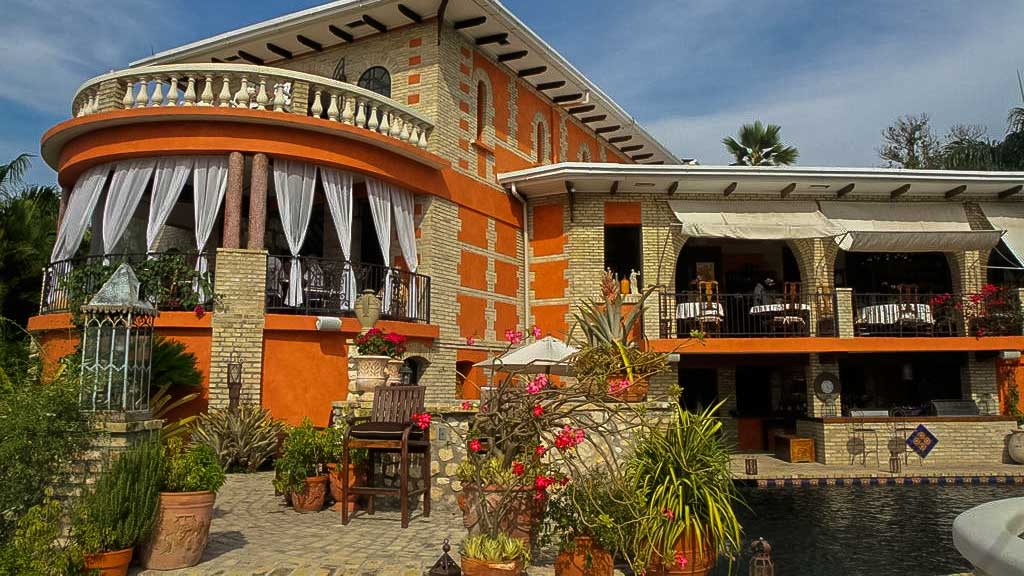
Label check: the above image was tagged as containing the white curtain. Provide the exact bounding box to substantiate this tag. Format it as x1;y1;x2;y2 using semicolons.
103;159;156;255
273;159;318;307
366;178;394;313
51;164;110;262
321;167;357;309
392;185;418;319
146;157;194;252
193;156;230;299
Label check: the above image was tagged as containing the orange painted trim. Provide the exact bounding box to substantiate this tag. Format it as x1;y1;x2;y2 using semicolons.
649;336;1024;355
263;314;439;340
28;311;211;332
604;202;642;225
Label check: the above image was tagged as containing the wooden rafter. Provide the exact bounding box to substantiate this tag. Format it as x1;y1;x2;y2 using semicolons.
890;183;911;199
835;183;855;199
475;33;509;46
329;25;354;42
362;15;387;33
620;145;643;152
780;183;797;199
397;4;422;23
552;93;583;104
944;185;968;199
607;135;632;144
631;153;654;161
266;43;293;60
595;125;620;134
724;182;738;197
667;181;679;196
999;185;1023;199
567;104;595;114
453;16;486;29
237;50;264;65
497;50;528;62
581;114;607;124
517;66;546;78
535;81;566;91
610;181;619;195
296;35;323;51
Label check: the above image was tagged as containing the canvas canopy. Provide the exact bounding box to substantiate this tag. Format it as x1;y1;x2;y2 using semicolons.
979;203;1024;267
668;200;842;240
819;201;1002;252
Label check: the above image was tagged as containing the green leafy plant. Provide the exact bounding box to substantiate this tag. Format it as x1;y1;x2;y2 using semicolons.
323;424;368;467
272;418;330;494
193;404;284;472
0;495;82;575
150;336;204;440
72;439;165;554
626;404;743;571
542;472;639;557
163;438;226;493
460;533;530;563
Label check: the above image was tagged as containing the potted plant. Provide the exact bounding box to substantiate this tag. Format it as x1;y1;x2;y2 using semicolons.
460;533;530;576
273;418;330;513
324;424;369;513
544;473;637;576
72;440;164;576
138;439;226;570
352;328;408;392
571;274;664;402
625;404;743;576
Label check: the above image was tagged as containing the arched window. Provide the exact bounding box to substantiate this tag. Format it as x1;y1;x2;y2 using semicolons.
476;81;487;141
357;66;391;98
536;123;546;163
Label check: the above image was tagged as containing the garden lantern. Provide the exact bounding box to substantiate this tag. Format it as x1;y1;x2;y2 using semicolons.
749;538;773;576
744;456;758;476
427;539;461;576
79;263;158;414
227;353;243;411
400;363;413;386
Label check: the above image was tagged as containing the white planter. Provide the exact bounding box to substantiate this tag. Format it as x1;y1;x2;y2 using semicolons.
352;355;390;393
1008;429;1024;464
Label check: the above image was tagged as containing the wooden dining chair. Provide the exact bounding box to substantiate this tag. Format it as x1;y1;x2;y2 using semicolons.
341;385;430;529
814;284;836;336
696;280;723;335
772;282;807;334
896;284;930;335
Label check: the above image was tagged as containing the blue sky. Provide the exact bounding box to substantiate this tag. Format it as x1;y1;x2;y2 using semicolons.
2;0;1023;186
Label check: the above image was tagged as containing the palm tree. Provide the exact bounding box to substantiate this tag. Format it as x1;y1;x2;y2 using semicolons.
722;121;799;166
1008;70;1024;135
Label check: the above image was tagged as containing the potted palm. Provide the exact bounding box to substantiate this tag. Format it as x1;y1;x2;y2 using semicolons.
352;328;407;393
625;404;743;576
138;439;226;570
460;533;531;576
273;418;330;513
72;440;164;576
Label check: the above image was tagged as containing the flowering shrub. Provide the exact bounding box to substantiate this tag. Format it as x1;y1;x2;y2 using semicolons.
504;329;524;345
411;412;431;429
353;328;407;357
932;285;1023;337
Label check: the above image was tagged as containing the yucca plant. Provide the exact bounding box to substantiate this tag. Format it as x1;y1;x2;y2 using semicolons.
461;533;530;563
151;384;200;440
571;278;658;388
192;404;284;472
626;403;742;571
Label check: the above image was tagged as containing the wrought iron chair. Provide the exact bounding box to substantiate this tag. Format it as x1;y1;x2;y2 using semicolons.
341;385;431;529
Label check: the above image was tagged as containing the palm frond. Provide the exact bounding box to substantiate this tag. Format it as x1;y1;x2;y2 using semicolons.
0;154;33;197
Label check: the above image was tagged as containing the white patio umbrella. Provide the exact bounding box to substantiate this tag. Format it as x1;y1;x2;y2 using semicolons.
474;336;579;376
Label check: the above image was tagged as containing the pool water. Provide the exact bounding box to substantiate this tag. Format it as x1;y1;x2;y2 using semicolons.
710;484;1024;576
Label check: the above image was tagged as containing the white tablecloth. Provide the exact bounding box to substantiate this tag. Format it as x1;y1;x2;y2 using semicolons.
749;303;811;315
676;302;724;320
856;303;933;325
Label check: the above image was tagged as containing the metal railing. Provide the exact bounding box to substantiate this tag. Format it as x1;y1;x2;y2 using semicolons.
265;255;430;324
658;291;836;338
853;289;1023;337
40;251;214;315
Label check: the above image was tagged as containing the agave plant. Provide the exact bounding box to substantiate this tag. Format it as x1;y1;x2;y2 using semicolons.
571;277;657;385
192;404;284;472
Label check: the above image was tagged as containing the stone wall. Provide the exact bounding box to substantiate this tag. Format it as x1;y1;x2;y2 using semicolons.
66;418;162;498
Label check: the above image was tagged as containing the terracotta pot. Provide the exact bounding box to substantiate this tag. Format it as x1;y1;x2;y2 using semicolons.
608;374;649;402
353;355;390;393
327;463;366;508
555;537;614;576
138;491;217;570
649;533;715;576
290;475;328;513
461;556;525;576
457;484;545;546
1008;429;1024;464
82;547;133;576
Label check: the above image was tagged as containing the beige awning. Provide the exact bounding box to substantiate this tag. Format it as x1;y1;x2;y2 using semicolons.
819;202;1002;252
980;203;1024;266
669;200;843;240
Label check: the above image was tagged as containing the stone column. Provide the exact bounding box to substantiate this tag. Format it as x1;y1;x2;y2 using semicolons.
222;152;244;249
835;288;855;338
209;248;268;409
247;153;269;250
962;353;999;415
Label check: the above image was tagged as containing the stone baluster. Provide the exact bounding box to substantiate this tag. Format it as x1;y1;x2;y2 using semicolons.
367;104;379;132
200;76;214;106
236;77;251;108
310;89;323;118
379;108;391;135
150;78;164;107
122;81;135;108
256;78;269;110
134;77;149;108
184;76;197;106
417;125;429;148
272;84;286;112
166;76;179;106
327;93;339;121
355;100;367;128
218;76;232;107
409;124;420;147
388;111;401;139
341;94;354;125
399;115;411;142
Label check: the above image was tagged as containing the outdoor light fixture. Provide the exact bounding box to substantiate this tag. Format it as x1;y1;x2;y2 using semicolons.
400;363;413;386
79;264;157;414
428;539;461;576
748;538;773;576
227;353;243;412
744;456;758;476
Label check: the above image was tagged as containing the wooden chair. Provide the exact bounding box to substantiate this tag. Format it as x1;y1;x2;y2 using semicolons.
896;284;931;335
814;284;836;336
342;385;430;529
696;281;723;335
772;282;807;335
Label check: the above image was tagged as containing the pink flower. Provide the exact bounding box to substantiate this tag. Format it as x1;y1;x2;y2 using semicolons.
385;332;406;344
512;462;525;476
461;401;474;411
535;445;547;457
526;373;549;394
532;404;544;417
466;335;476;346
468;439;483;453
504;329;524;345
531;325;542;339
662;507;675;520
411;412;431;429
674;552;688;570
193;304;205;318
608;378;631;395
554;425;585;450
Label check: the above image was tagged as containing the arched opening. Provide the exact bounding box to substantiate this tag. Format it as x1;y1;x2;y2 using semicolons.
357;66;391;98
403;355;429;385
476;81;487;141
535;122;546;163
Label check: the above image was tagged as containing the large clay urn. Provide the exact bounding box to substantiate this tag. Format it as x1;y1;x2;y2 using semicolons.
1008;429;1024;463
354;289;382;329
138;491;217;570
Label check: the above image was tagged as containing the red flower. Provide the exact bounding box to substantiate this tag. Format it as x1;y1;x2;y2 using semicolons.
531;325;543;339
461;401;474;411
411;412;431;429
559;476;569;486
554;425;585;450
662;507;675;520
366;328;382;336
674;552;688;570
532;404;544;417
511;462;525;476
534;445;547;457
468;439;483;453
193;304;205;318
466;335;476;346
385;332;406;344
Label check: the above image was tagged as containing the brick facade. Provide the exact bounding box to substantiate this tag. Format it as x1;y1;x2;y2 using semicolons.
209;248;268;409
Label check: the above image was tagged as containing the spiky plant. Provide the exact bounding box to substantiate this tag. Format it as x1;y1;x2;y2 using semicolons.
193;404;284;472
722;121;799;166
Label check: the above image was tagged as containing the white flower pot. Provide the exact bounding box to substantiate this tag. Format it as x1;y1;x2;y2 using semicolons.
353;355;390;393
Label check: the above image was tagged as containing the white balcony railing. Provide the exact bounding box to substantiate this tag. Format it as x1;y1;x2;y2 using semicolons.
71;63;432;148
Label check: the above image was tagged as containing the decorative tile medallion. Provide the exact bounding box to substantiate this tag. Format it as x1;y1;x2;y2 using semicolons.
906;424;938;458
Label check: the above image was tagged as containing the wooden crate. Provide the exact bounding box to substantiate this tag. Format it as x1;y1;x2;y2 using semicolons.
774;434;815;463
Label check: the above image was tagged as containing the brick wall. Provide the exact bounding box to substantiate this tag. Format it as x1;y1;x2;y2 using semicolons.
209;248;267;409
